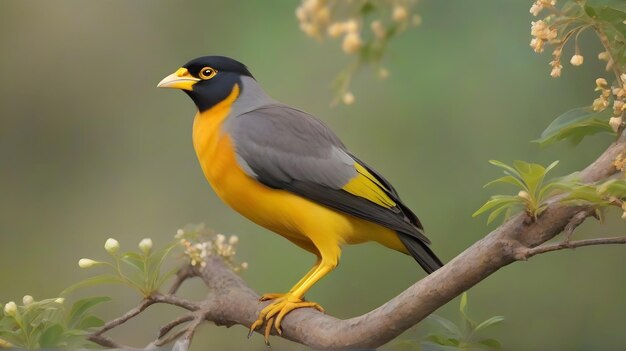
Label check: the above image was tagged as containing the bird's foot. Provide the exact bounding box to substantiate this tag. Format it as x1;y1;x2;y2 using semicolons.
248;293;324;345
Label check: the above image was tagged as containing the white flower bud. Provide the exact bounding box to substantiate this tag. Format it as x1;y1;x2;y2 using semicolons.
570;54;584;66
228;235;239;245
4;302;17;316
342;92;355;105
598;51;609;61
78;258;99;268
344;19;358;33
295;7;306;21
241;262;249;269
315;6;330;23
175;229;184;239
139;238;153;253
518;190;531;200
327;22;345;37
54;298;64;304
609;117;622;132
592;97;608;111
215;234;226;244
392;5;408;22
22;295;34;306
104;238;120;255
530;2;543;16
596;78;608;89
622;211;626;220
342;32;361;54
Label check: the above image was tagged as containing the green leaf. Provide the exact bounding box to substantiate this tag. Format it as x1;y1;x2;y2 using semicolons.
562;185;609;206
598;179;626;197
426;315;463;338
488;160;522;179
513;160;546;195
76;316;104;330
146;241;179;292
488;202;521;224
60;274;124;296
459;293;477;332
477;338;502;350
67;296;111;329
483;176;526;190
39;324;63;348
586;0;626;12
474;316;505;334
472;195;521;218
459;293;468;316
121;252;146;273
533;107;614;147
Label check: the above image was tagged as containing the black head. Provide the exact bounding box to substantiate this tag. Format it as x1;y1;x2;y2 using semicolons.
157;56;254;112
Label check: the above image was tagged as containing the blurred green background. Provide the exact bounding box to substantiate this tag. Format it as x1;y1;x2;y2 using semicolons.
1;1;625;350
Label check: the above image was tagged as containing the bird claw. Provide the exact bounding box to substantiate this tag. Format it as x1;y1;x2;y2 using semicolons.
258;292;287;301
248;293;324;345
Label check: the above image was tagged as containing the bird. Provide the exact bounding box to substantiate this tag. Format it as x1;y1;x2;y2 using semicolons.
157;55;443;343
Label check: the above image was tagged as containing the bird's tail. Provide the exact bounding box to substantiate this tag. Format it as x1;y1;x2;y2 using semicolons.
397;232;444;274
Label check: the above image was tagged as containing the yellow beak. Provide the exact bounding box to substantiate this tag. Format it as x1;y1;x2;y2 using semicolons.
157;67;200;91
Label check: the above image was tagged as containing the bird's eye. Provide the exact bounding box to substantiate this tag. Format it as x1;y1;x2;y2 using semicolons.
199;67;217;80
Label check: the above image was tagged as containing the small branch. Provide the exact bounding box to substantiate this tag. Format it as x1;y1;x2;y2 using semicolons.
87;334;125;349
520;235;626;258
158;314;195;338
171;315;205;351
151;293;200;311
168;265;195;294
91;299;154;337
88;293;199;349
563;210;594;243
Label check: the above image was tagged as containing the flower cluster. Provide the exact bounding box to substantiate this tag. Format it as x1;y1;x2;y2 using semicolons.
176;227;248;272
2;296;64;318
593;75;626;132
528;1;626;136
295;0;420;104
529;0;556;17
528;1;603;78
77;237;153;269
530;19;557;54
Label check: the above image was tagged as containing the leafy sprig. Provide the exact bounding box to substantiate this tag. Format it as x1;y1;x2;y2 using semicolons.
473;160;579;223
62;237;180;298
423;293;503;351
0;296;109;349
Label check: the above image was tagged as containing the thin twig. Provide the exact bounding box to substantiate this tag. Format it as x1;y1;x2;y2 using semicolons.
563;210;594;243
158;314;195;338
151;293;200;311
523;235;626;258
87;334;124;349
168;265;194;294
171;315;206;351
154;328;187;348
91;299;154;337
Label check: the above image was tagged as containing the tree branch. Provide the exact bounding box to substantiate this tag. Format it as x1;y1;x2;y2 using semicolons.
519;235;626;258
89;132;626;350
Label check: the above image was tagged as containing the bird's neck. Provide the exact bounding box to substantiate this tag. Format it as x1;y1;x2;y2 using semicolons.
231;76;277;115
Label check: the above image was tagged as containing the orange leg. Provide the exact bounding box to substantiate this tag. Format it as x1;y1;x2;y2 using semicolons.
249;242;339;344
